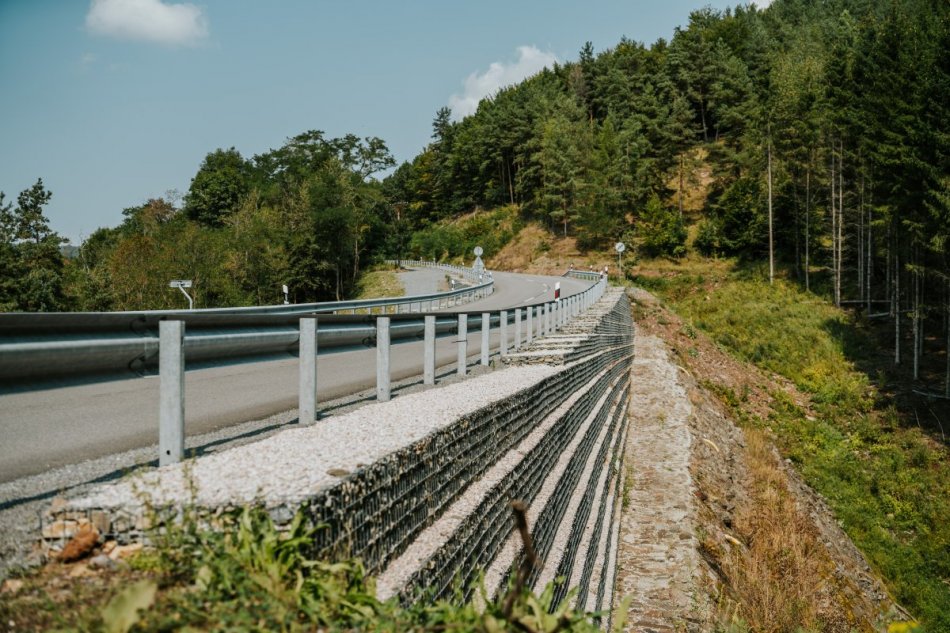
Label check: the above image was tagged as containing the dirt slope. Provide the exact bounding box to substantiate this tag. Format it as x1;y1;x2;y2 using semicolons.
618;287;900;632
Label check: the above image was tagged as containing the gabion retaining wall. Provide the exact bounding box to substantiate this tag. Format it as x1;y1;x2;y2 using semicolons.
43;287;634;619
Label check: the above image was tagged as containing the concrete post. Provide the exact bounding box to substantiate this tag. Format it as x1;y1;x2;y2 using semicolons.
424;315;436;385
481;312;490;366
500;310;508;357
544;303;550;335
526;305;533;344
377;317;391;402
159;320;185;466
514;308;522;350
457;314;467;376
298;318;318;425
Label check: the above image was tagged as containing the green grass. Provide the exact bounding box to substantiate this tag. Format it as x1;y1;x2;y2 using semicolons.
659;274;950;631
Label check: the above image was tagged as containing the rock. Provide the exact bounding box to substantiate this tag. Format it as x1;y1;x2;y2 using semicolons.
108;543;143;560
88;554;117;571
58;524;99;562
0;579;24;595
68;564;94;578
42;519;79;540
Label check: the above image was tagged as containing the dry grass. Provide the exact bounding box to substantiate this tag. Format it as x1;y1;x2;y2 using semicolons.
632;288;890;632
354;267;405;300
488;222;618;277
723;429;846;633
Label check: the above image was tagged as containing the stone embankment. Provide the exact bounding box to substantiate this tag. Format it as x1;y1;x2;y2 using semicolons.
42;287;635;618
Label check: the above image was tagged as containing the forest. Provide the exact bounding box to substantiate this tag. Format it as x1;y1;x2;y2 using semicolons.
1;0;947;380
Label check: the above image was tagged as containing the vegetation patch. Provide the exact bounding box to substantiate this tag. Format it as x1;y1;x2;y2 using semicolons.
354;265;405;300
0;504;618;632
408;205;522;264
652;273;950;631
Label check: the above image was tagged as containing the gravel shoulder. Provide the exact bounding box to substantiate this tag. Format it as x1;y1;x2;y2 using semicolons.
0;357;499;580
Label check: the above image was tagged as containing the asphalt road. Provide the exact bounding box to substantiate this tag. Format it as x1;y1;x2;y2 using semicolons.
0;270;590;483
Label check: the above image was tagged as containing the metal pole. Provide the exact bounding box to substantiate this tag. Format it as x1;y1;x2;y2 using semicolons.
376;317;391;402
481;313;490;366
515;308;522;350
500;310;509;357
526;305;533;344
159;320;185;466
424;315;435;385
298;318;318;425
457;314;467;376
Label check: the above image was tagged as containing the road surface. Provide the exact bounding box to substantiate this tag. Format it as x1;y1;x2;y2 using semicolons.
0;270;589;482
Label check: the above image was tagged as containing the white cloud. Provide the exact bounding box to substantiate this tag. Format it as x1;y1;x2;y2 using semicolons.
449;45;558;119
85;0;208;46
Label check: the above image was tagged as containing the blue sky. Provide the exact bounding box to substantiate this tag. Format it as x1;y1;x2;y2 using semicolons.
0;0;739;243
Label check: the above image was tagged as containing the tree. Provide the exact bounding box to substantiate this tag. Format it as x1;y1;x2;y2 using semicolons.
637;193;686;258
184;148;252;226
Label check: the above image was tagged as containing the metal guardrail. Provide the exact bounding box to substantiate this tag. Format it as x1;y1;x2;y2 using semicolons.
0;261;491;384
565;269;604;282
1;267;609;466
0;263;585;388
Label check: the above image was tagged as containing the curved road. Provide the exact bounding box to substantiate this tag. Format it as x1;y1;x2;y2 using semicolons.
0;270;590;482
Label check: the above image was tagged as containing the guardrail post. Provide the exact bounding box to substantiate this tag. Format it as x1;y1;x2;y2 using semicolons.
424;315;436;385
500;310;509;357
457;314;467;376
526;306;533;344
544;303;550;335
514;308;522;350
481;313;490;365
298;317;318;425
376;317;391;402
159;320;185;466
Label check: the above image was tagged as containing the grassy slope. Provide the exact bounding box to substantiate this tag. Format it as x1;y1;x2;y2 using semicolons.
353;266;405;300
634;264;950;631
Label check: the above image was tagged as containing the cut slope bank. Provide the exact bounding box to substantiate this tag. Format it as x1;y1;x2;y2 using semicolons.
619;287;902;632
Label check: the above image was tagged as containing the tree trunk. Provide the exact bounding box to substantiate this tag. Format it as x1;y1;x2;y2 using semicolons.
768;133;774;286
678;154;685;218
913;252;920;380
857;175;865;299
805;164;811;292
945;281;949;398
699;97;709;142
866;176;872;316
895;248;901;365
887;225;893;315
831;145;838;305
837;140;844;308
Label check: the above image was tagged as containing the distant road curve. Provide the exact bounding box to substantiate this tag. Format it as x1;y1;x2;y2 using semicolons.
0;269;589;483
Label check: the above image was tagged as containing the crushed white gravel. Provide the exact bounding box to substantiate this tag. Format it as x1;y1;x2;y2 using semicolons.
69;363;558;512
563;410;624;598
533;395;622;590
583;472;619;611
374;359;614;601
478;370;625;598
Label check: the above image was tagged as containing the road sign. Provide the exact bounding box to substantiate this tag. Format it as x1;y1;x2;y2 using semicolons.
614;242;625;253
473;246;483;257
168;280;193;288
